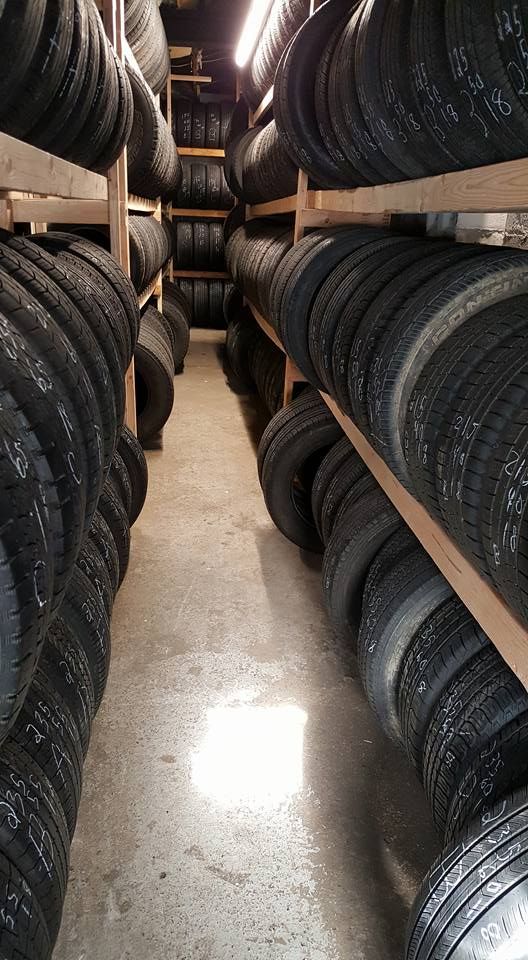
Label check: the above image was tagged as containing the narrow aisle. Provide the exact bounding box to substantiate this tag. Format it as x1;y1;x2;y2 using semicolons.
54;330;438;960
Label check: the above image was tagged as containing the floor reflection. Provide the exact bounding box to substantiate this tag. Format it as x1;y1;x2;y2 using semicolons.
192;704;307;810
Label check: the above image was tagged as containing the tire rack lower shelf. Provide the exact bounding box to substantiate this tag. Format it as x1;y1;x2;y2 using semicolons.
171;208;228;219
247;300;528;691
177;147;225;158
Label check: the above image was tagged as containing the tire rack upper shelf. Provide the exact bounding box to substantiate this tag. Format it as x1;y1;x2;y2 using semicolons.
0;133;108;199
246;299;528;693
177;147;225;158
247;155;528;218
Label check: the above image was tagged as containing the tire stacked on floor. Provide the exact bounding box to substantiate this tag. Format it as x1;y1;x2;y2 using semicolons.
175;158;234;210
129;215;174;294
228;221;528;625
173;220;225;271
0;226;148;957
124;0;170;96
127;66;182;200
224;120;298;204
274;0;528;189
240;0;310;111
174;99;235;150
225;304;286;416
0;0;134;173
257;392;528;955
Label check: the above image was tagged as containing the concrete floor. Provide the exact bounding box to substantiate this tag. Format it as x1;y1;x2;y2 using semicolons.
54;330;439;960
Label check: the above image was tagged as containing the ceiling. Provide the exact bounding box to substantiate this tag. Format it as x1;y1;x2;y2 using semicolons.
160;0;248;50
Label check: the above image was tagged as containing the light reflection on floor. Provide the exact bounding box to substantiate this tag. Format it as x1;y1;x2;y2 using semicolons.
191;703;307;810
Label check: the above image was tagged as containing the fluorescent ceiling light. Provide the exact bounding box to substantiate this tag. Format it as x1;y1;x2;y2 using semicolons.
235;0;274;68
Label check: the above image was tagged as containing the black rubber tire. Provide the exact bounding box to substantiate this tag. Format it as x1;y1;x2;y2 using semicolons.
135;309;175;441
311;437;355;544
43;617;96;759
319;449;370;547
175;221;193;269
206;102;221;149
76;536;114;622
357;529;452;742
97;476;131;590
257;391;342;552
0;847;52;959
423;645;528;835
191;101;206;148
57;565;111;711
398;596;490;781
0;403;53;741
117;426;149;526
175;98;192;146
322;487;402;651
406;786;528;960
88;511;120;597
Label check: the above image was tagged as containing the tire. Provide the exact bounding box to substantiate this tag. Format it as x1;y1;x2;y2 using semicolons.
76;537;115;622
322;487;402;650
372;249;528;487
175;98;192;146
320;449;369;546
0;743;69;945
175;221;193;269
0;404;53;741
311;437;355;544
406;786;528;960
206;102;221;148
43;616;96;759
135;309;175;441
191;101;206;148
117;426;149;526
0;849;52;960
398;596;490;780
58;565;111;711
162;296;190;371
97;476;131;590
8;668;84;840
423;645;528;835
258;391;342;552
357;528;452;742
88;511;120;597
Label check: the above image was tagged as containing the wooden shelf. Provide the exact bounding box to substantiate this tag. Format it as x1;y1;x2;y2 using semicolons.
173;269;230;279
247;157;528;220
10;198;110;224
171;73;212;83
247;298;528;688
177;147;225;158
171;208;228;219
252;87;273;125
128;195;159;213
0;133;108;200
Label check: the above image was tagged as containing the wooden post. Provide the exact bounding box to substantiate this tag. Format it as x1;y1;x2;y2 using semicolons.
103;0;136;435
0;197;13;230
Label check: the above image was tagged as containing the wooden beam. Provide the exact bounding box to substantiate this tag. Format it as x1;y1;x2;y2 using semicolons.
0;134;108;200
11;198;109;223
301;207;391;229
138;273;162;308
177;147;225;158
313;157;528;215
171;74;212;83
172;269;230;280
294;171;309;244
171;207;228;219
252;87;273;125
248;195;297;218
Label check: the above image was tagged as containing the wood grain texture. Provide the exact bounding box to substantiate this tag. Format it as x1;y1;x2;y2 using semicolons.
0;134;108;199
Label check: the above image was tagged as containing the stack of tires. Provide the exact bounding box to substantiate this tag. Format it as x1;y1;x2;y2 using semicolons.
258;391;528;957
224;121;298;204
273;0;528;189
0;228;148;957
176;159;234;210
173;221;225;271
176;277;229;329
127;67;182;200
0;0;133;172
173;99;234;150
240;0;310;111
125;0;170;96
228;221;528;626
225;304;285;416
129;215;174;294
134;282;191;443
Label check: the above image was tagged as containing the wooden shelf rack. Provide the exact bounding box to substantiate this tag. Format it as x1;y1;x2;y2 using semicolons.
177;147;225;159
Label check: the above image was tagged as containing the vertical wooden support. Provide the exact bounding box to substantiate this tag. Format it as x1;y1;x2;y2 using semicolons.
0;198;13;230
293;169;309;244
103;0;137;435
